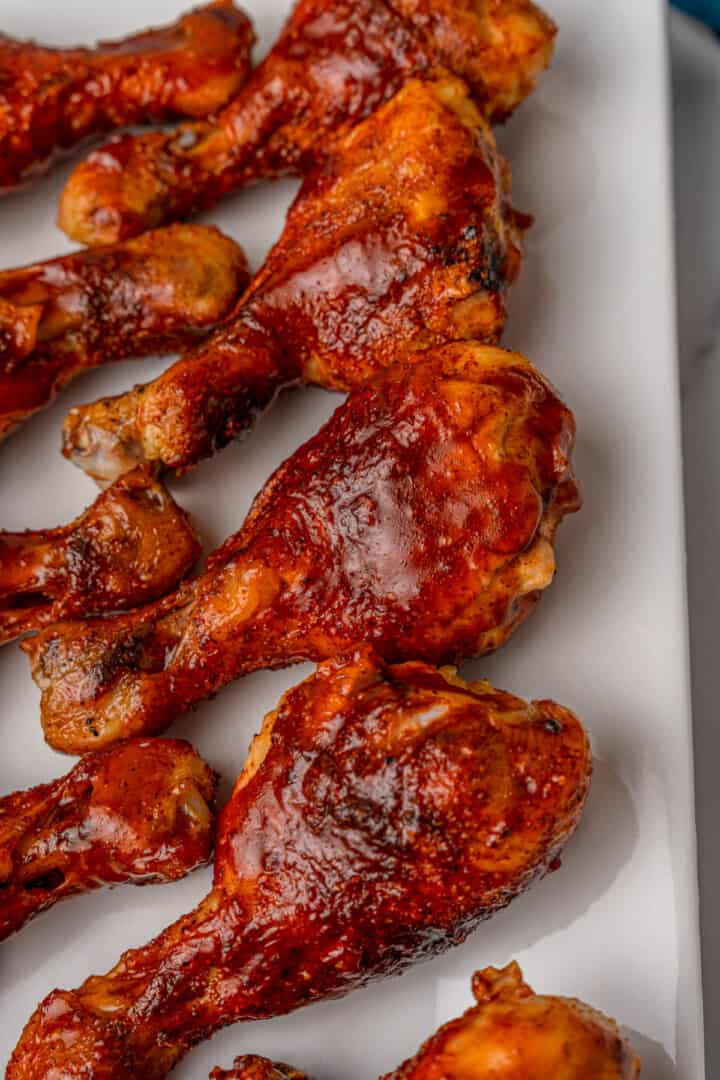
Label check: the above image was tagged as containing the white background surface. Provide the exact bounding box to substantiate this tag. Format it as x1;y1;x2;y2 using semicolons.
0;1;705;1076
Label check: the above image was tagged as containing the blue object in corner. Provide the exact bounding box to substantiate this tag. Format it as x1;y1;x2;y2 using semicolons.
672;0;720;28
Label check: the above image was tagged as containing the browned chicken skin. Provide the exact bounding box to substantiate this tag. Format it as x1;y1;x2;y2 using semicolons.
58;0;555;245
0;466;200;646
25;344;579;754
385;964;641;1079
0;224;249;441
0;1;254;192
62;76;523;483
0;737;217;943
212;1060;307;1080
7;650;591;1078
215;964;640;1080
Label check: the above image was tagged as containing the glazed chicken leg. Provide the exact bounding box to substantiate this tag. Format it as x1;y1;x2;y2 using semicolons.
26;344;580;753
0;224;248;441
0;1;254;192
63;76;523;483
8;650;591;1078
213;964;640;1079
59;0;555;245
0;466;200;645
0;738;217;942
384;963;641;1079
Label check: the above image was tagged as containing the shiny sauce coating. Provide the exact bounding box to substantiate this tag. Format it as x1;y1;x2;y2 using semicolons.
0;0;254;190
0;737;217;942
0;466;200;645
8;650;591;1078
0;224;248;440
63;76;523;480
25;345;579;753
57;0;555;245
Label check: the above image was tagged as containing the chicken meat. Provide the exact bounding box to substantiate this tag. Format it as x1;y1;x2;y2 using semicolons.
0;737;217;942
62;76;523;483
7;649;591;1078
25;344;580;753
0;0;254;192
0;224;248;441
0;466;200;646
58;0;555;245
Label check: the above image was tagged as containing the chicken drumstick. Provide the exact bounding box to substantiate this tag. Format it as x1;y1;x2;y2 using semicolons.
213;964;640;1079
58;0;555;245
384;963;641;1079
8;649;591;1078
26;344;580;754
0;737;217;942
0;224;248;441
0;0;254;192
63;76;523;483
0;466;200;646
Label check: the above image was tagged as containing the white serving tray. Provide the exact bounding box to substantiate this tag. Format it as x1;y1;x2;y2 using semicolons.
0;1;704;1076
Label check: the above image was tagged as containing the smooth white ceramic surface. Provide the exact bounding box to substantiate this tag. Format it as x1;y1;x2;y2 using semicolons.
0;1;704;1076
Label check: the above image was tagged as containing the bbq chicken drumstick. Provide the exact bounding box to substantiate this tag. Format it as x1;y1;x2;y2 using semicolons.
59;0;555;244
0;738;217;942
0;466;200;645
0;0;254;192
63;76;523;483
0;224;248;441
26;344;580;754
214;964;640;1079
8;650;591;1079
384;963;641;1080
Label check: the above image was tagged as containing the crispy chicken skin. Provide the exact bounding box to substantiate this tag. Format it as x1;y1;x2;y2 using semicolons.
63;76;524;483
25;345;580;753
385;964;641;1079
212;965;641;1080
0;224;249;442
0;1;254;192
0;737;217;943
211;1060;307;1080
0;466;200;646
7;650;591;1078
58;0;555;245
